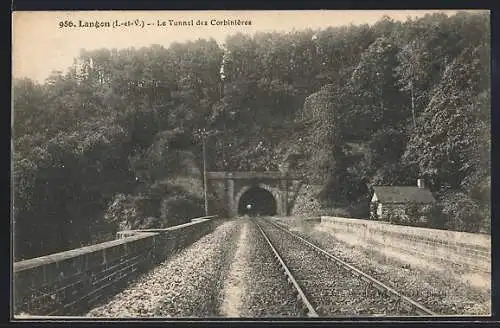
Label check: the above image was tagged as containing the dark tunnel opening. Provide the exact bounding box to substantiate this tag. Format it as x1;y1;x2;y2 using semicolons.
238;186;277;216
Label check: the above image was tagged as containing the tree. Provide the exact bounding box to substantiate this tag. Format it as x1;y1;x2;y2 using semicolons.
13;12;491;260
349;37;407;139
403;45;488;191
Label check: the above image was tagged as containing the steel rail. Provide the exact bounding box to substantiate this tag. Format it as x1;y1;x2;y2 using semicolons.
254;220;319;317
266;219;437;316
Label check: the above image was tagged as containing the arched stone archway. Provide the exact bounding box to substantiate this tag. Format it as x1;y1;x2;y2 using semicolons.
206;171;303;217
235;183;278;207
237;186;277;216
235;183;278;216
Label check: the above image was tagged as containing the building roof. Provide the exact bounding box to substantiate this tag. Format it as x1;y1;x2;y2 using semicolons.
372;186;436;204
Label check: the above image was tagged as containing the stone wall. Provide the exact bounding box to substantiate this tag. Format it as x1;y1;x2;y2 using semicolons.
13;216;218;316
320;216;490;273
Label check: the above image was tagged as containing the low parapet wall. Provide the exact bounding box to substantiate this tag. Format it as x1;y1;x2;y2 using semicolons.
13;216;218;317
320;216;491;273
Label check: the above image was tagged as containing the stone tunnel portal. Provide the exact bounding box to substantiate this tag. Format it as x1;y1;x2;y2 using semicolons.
237;186;277;216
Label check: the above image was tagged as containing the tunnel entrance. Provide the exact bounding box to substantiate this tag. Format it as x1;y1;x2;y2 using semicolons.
237;186;277;216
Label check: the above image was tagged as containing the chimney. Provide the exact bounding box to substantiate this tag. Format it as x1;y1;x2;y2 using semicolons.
417;178;425;189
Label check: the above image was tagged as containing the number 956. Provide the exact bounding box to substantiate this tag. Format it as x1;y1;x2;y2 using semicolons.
59;20;75;28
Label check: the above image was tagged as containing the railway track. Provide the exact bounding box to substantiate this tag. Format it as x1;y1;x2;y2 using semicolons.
254;218;437;317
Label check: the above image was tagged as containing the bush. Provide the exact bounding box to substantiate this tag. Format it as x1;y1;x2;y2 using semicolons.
147;180;191;200
104;179;206;232
478;206;491;233
142;217;162;229
160;193;204;226
104;193;160;230
419;203;445;229
290;184;323;216
386;211;402;225
401;203;429;227
348;199;369;219
440;191;482;232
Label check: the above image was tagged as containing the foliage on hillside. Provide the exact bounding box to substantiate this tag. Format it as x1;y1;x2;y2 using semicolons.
13;12;490;259
290;185;324;217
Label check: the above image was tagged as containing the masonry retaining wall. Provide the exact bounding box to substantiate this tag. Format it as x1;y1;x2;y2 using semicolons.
320;216;491;273
13;216;219;316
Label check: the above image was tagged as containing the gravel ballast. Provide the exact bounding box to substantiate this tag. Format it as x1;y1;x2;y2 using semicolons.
238;220;302;317
84;216;486;318
219;220;250;317
259;219;414;317
273;217;491;315
86;220;240;318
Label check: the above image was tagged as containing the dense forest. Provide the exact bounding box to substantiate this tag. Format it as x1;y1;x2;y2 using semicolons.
13;12;490;261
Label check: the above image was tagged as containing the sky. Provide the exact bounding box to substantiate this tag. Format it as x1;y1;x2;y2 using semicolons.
12;10;485;83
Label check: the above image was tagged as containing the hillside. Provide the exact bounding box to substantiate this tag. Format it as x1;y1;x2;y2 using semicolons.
13;12;490;260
